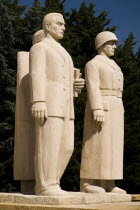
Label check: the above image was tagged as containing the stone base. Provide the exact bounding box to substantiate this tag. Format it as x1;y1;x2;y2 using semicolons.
132;194;140;201
0;192;132;206
0;202;140;210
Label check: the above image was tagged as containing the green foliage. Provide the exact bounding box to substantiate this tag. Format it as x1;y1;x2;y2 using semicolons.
115;33;140;193
20;0;45;51
0;53;16;192
0;0;18;191
1;0;26;69
61;2;117;191
0;0;139;193
44;0;65;14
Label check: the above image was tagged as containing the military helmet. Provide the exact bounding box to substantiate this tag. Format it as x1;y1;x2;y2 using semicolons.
95;31;118;50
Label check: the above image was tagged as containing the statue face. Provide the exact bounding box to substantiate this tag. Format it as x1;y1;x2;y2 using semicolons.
46;16;65;40
102;41;116;57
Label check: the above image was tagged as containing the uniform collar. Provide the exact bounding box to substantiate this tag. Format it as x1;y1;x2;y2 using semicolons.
94;55;121;71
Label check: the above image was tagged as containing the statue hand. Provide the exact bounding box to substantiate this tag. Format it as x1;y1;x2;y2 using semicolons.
93;110;104;127
31;102;47;124
74;78;85;94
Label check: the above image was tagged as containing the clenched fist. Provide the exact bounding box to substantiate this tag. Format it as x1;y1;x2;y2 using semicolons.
93;110;104;127
31;102;47;124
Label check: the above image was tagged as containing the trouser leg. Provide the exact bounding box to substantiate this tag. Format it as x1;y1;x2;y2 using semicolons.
106;180;126;194
106;180;115;191
21;180;35;194
35;117;64;195
95;180;107;189
57;119;74;181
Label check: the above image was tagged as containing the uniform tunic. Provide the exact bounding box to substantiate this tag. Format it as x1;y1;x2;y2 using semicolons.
80;55;124;180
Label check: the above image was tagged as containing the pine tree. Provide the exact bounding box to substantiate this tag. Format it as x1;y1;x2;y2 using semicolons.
0;0;139;193
61;1;117;191
63;2;116;68
0;1;14;64
44;0;65;14
1;0;26;69
21;0;66;51
0;0;19;192
21;0;45;51
114;33;140;193
0;54;16;192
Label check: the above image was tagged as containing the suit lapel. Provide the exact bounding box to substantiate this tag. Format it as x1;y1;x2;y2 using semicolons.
42;37;68;63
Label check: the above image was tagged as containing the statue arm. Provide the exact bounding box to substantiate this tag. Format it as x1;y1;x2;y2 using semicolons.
85;61;104;126
29;44;47;124
73;68;85;96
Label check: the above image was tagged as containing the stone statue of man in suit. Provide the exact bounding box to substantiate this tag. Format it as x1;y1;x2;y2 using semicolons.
29;13;84;196
80;31;126;194
30;13;84;196
14;13;84;196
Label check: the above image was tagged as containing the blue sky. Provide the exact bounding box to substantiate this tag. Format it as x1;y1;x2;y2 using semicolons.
19;0;140;52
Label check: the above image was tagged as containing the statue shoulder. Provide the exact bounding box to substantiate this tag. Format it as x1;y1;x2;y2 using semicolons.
30;41;50;53
85;56;100;70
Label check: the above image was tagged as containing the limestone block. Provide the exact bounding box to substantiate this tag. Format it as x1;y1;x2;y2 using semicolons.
0;192;132;206
0;193;15;203
14;195;59;205
132;194;140;201
14;13;84;196
14;51;35;180
0;202;140;210
82;193;132;204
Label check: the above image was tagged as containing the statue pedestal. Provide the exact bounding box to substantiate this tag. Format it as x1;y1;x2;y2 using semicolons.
132;194;140;201
0;192;139;210
0;192;132;206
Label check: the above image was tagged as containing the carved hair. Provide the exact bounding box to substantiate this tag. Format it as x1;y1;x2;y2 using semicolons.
32;29;45;44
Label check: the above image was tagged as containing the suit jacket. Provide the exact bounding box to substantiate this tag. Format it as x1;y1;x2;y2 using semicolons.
29;37;74;119
14;38;75;180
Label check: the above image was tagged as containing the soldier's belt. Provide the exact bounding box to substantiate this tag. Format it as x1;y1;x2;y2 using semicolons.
100;89;122;98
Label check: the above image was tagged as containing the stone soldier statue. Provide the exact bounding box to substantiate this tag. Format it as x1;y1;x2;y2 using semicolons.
14;13;84;196
80;31;126;194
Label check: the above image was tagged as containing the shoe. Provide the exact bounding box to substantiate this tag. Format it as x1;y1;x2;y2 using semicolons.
82;185;106;194
38;188;69;196
111;187;126;194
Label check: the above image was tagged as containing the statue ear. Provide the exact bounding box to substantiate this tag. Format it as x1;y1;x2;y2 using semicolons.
45;23;50;31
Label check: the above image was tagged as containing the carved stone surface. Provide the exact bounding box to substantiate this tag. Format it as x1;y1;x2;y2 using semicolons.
80;31;126;194
0;192;132;205
14;52;35;180
14;12;84;196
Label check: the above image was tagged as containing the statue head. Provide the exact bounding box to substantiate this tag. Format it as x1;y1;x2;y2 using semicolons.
42;13;65;40
95;31;118;57
32;29;45;44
